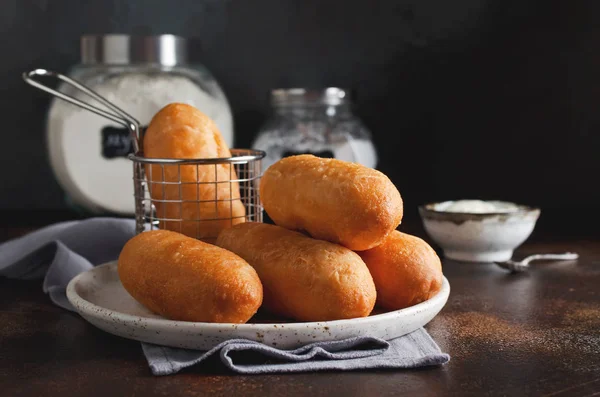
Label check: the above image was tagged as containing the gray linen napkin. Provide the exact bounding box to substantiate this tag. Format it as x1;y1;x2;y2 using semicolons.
0;218;450;375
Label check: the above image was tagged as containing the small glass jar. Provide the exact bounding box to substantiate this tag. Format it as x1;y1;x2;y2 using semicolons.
46;35;233;215
252;88;377;172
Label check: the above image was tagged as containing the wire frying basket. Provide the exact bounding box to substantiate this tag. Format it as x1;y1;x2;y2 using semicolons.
23;69;265;240
130;150;264;240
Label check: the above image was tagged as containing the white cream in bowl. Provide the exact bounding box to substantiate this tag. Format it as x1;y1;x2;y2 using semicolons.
419;200;540;263
433;200;519;214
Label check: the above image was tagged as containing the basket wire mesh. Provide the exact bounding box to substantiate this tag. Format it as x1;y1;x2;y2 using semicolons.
131;150;264;241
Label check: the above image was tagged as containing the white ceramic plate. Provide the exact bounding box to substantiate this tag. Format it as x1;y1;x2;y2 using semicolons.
66;261;450;350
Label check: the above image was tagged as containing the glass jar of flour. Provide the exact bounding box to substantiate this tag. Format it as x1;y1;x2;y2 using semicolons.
252;88;377;172
46;34;233;214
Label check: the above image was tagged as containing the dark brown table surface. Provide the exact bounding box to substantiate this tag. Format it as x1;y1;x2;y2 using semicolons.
1;222;599;397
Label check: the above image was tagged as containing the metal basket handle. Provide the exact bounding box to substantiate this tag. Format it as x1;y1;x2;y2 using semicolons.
22;68;141;153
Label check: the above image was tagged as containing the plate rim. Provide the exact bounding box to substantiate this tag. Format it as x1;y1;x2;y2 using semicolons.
67;261;450;329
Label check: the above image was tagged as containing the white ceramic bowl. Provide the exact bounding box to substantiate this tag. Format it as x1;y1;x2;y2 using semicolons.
418;201;540;263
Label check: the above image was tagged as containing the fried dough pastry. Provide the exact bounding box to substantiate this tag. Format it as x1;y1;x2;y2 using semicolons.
143;103;245;242
216;222;376;322
358;231;443;310
118;230;262;323
260;155;403;251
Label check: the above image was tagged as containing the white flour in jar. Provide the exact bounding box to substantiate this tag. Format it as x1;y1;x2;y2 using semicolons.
47;73;233;214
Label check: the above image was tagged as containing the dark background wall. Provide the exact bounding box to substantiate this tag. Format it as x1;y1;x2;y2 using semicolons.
1;0;598;229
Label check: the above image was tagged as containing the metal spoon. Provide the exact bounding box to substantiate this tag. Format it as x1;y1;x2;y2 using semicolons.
495;252;579;273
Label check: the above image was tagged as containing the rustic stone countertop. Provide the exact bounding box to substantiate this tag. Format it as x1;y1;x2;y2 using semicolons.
1;218;599;396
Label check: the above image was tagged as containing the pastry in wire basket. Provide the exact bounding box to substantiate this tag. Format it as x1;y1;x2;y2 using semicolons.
143;103;245;242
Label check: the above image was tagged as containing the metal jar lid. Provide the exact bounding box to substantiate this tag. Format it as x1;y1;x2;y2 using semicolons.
270;88;351;107
80;34;187;66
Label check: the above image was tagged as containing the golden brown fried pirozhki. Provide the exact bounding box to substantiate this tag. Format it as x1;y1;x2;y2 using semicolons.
143;103;245;242
118;230;262;323
216;222;376;321
260;155;403;251
358;231;442;310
